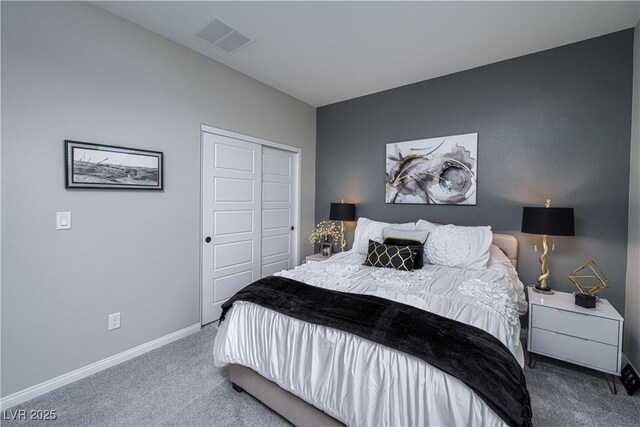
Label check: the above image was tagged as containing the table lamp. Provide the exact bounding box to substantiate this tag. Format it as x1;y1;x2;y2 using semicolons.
521;199;575;294
329;201;356;252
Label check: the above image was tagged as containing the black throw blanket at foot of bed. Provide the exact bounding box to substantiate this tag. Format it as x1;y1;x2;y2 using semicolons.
220;275;532;427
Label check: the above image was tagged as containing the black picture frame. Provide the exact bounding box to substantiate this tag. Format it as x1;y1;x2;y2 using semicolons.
65;140;163;190
320;242;333;257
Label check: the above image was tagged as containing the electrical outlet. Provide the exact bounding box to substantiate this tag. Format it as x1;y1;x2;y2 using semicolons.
108;312;120;331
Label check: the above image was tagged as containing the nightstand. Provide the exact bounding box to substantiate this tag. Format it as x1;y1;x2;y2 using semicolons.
305;253;332;264
527;286;624;393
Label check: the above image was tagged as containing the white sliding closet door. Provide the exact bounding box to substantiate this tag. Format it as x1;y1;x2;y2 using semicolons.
202;132;262;325
261;147;296;277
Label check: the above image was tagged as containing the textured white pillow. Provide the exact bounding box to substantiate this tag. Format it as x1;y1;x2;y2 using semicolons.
415;219;440;233
352;218;415;254
425;224;493;270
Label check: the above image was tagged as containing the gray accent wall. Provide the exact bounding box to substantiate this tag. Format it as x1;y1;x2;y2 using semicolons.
316;30;634;315
1;2;315;397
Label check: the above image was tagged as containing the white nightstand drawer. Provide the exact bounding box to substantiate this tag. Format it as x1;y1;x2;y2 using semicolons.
530;328;618;373
532;304;619;346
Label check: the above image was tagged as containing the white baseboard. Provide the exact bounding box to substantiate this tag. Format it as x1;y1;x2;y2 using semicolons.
0;323;201;410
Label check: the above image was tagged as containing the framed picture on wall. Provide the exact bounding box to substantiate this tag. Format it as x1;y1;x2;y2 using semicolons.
385;133;477;205
65;140;163;190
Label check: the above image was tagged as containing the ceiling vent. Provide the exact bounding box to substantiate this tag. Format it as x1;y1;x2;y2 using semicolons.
193;18;253;54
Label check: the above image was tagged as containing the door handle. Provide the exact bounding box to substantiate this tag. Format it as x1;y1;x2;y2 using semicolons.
291;226;295;231
205;236;211;243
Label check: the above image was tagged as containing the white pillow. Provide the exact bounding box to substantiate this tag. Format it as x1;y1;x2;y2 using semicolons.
415;219;440;233
425;224;493;270
352;217;415;254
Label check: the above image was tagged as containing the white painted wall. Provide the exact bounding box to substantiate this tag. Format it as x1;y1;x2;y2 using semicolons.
625;21;640;370
1;1;315;397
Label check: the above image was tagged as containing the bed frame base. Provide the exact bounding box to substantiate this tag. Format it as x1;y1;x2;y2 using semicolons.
229;364;343;426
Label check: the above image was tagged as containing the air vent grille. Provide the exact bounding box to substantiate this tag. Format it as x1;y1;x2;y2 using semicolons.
215;31;252;53
194;18;232;44
193;17;253;54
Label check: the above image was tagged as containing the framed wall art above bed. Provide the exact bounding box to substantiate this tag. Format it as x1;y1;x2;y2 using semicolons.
385;133;477;205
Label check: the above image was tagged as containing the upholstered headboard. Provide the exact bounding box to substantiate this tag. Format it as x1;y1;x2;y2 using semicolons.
492;233;518;268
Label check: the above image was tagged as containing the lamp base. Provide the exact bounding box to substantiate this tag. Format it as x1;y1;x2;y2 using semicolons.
532;285;554;295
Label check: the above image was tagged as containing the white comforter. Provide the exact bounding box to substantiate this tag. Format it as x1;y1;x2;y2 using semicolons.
213;245;527;426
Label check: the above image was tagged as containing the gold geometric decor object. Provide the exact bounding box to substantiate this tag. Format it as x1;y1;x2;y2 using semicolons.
568;260;608;295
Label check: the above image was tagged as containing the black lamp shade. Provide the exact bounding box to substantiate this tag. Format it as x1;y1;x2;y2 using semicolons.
329;203;356;221
521;207;575;236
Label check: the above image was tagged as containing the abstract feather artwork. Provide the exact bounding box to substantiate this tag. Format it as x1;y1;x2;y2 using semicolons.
385;133;478;205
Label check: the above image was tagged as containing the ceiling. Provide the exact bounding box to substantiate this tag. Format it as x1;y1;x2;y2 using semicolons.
94;1;640;107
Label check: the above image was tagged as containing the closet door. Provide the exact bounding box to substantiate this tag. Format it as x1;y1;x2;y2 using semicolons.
261;147;296;277
202;132;261;325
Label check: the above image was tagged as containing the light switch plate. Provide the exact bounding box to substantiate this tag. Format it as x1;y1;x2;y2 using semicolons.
56;212;71;230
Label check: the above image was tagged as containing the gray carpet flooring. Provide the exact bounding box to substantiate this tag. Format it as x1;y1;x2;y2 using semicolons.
3;324;639;426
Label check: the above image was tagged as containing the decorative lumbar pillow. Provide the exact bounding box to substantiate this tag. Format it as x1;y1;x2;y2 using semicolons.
383;238;425;269
382;228;429;269
382;227;429;243
364;240;416;271
425;224;493;270
352;217;415;254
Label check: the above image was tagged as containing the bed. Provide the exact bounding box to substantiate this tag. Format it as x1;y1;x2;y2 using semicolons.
213;221;529;427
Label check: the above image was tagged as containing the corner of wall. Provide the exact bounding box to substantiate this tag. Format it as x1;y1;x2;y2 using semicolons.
624;21;640;370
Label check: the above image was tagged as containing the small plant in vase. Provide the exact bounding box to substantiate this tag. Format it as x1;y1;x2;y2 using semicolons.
309;221;341;257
